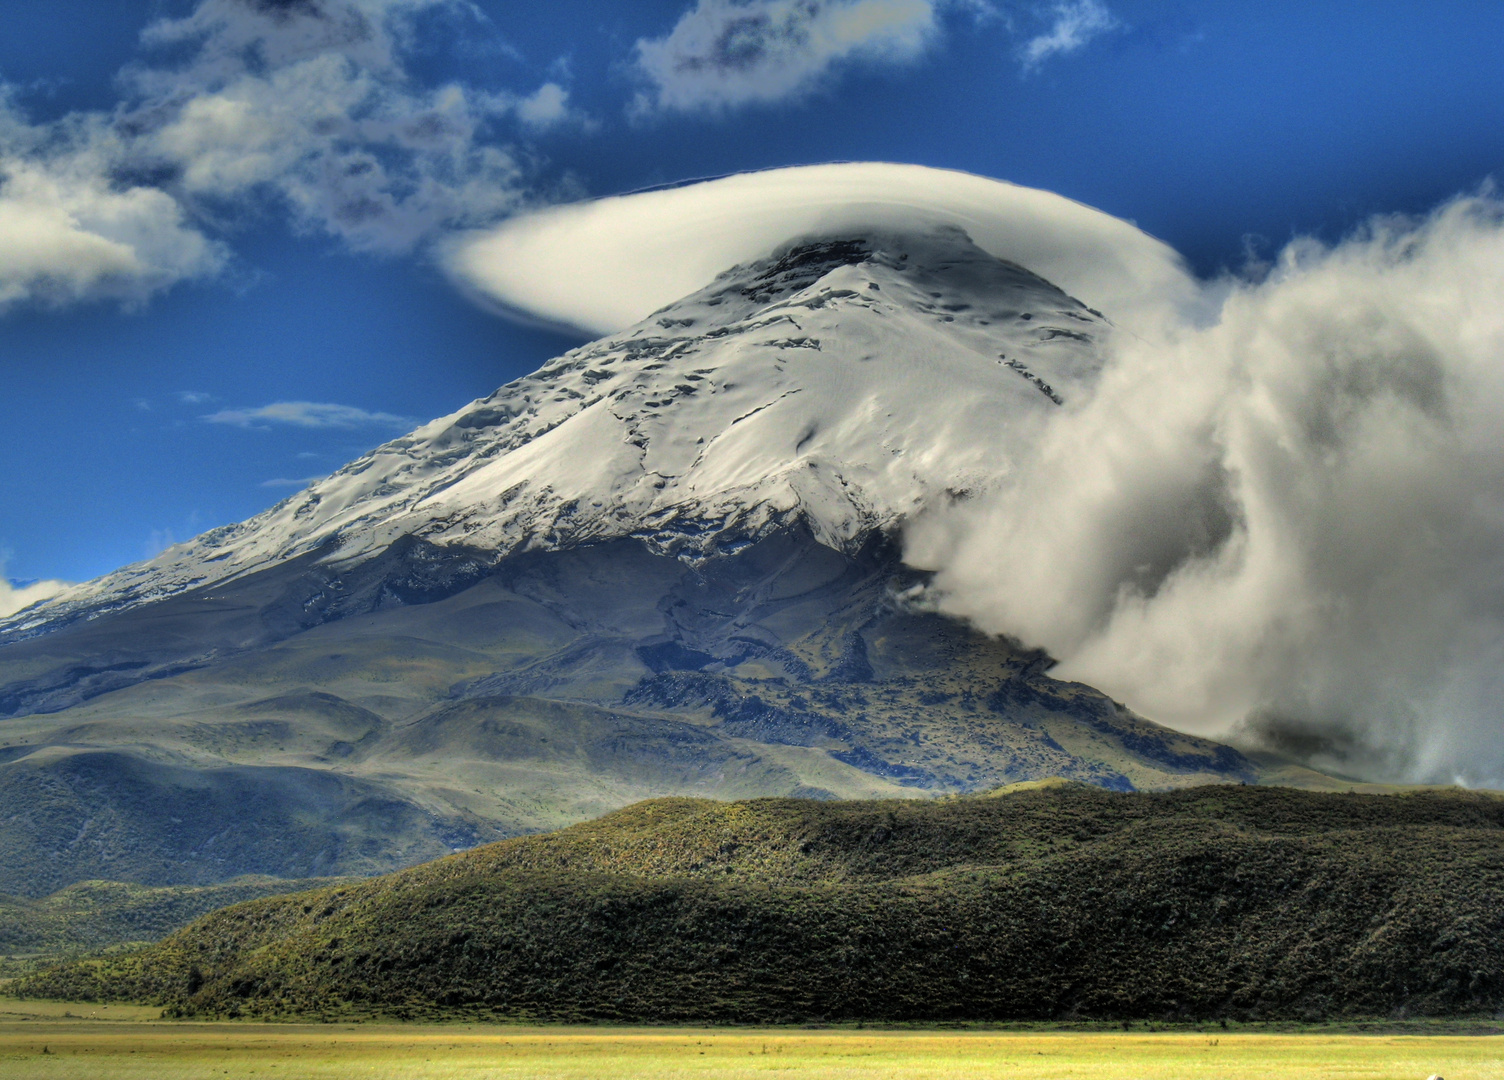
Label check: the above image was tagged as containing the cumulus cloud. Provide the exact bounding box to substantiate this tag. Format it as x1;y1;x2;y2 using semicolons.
445;161;1195;336
0;96;226;309
130;0;572;253
0;0;578;309
908;193;1504;787
204;400;413;428
632;0;942;113
1019;0;1118;70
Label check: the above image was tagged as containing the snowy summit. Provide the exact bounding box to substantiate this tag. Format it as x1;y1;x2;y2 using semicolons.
5;226;1108;638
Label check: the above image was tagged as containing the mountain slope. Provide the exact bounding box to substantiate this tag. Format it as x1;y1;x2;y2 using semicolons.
25;783;1504;1023
4;228;1104;642
0;526;1267;895
0;227;1302;895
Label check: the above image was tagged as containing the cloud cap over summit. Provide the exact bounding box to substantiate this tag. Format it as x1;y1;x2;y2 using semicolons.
444;162;1198;337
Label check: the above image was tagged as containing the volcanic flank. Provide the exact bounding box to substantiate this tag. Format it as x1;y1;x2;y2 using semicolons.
0;228;1295;896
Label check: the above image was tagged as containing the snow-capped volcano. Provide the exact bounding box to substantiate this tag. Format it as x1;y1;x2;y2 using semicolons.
5;226;1107;638
0;222;1276;887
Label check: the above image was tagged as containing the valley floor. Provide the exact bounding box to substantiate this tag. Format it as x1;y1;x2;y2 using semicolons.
0;1001;1498;1080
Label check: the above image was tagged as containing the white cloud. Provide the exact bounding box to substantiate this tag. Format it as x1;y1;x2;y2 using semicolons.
130;0;579;254
631;0;1115;113
908;192;1504;788
632;0;943;113
516;82;574;129
1019;0;1118;70
0;575;69;619
0;98;226;310
0;0;579;310
146;57;532;253
260;475;325;488
205;400;413;428
445;161;1195;337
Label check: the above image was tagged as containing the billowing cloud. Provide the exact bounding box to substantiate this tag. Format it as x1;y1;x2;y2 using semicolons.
0;0;577;309
444;161;1196;337
1019;0;1118;70
908;193;1504;788
204;400;412;428
632;0;942;113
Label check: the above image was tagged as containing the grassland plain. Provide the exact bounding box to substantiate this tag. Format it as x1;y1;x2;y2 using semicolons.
0;1003;1499;1080
21;783;1504;1024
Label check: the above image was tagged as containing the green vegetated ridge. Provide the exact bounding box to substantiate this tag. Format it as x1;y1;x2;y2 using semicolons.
0;876;351;977
0;529;1331;897
22;782;1504;1023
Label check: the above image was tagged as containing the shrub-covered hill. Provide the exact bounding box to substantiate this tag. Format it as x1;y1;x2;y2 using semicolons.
20;783;1504;1023
0;876;351;959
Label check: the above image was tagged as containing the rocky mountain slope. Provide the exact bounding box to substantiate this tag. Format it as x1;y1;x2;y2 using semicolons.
0;228;1312;895
26;783;1504;1023
3;228;1103;641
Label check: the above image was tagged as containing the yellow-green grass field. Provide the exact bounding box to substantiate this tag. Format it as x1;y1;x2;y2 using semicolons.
0;999;1498;1080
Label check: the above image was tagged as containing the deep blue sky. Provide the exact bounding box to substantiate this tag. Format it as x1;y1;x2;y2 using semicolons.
4;0;1504;585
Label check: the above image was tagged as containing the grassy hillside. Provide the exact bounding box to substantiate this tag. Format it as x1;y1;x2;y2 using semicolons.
0;876;350;958
22;783;1504;1023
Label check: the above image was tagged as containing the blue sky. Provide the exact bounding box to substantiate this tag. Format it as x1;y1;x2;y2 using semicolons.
3;0;1504;587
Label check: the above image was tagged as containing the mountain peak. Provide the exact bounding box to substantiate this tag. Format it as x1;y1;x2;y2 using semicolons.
5;226;1108;640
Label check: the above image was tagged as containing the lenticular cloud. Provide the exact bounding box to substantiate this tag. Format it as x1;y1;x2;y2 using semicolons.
909;193;1504;787
444;162;1198;336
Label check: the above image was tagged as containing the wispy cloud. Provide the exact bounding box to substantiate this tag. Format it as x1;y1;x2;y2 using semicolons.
0;554;69;619
259;475;325;489
177;390;215;405
144;528;178;560
0;577;69;619
631;0;1116;114
1019;0;1118;70
0;0;584;312
204;400;413;429
632;0;944;114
